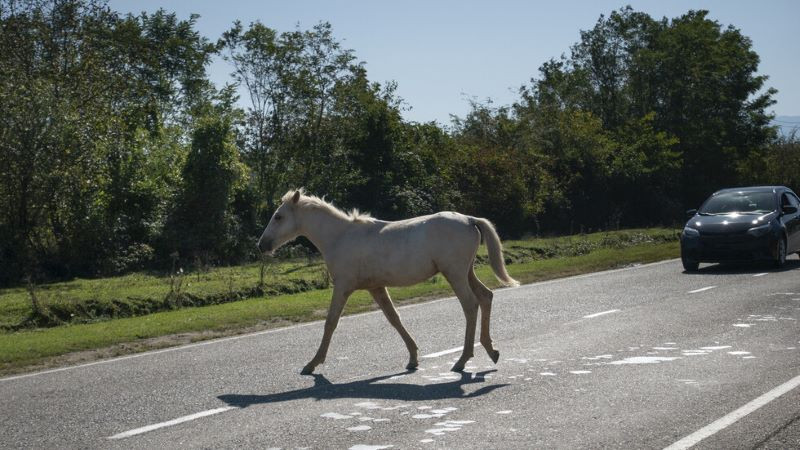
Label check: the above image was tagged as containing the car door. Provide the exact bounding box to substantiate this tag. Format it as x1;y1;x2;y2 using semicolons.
786;192;800;253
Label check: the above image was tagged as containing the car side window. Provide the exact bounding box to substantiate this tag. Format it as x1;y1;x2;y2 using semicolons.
789;193;800;208
781;193;792;207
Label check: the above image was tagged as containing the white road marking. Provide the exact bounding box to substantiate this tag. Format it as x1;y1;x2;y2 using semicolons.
753;273;768;277
582;309;620;319
421;343;481;359
664;373;800;450
688;286;716;294
607;356;681;365
107;406;237;440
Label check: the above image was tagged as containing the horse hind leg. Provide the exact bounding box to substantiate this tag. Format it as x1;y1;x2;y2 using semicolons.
469;268;499;364
369;287;419;370
443;271;480;372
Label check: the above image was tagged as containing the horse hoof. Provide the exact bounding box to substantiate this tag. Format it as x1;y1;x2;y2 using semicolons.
406;361;419;370
490;350;500;364
300;365;315;375
450;362;465;372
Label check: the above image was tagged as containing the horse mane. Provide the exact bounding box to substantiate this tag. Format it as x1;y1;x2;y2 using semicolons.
282;188;374;223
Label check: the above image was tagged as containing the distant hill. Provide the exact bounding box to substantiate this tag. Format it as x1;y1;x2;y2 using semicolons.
772;115;800;137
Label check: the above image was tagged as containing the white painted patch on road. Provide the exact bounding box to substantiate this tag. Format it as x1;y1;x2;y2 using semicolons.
664;373;800;450
354;402;382;410
347;425;372;432
107;406;237;440
412;407;457;420
413;413;444;419
349;445;393;450
425;420;475;436
496;410;513;414
727;351;751;356
688;286;716;294
321;412;353;420
607;356;681;365
570;370;592;374
505;358;529;363
752;273;768;277
421;343;481;359
700;345;731;351
539;372;556;376
582;354;613;360
733;323;752;328
582;309;620;319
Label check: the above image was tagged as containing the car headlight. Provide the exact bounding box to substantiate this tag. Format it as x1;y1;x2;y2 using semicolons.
747;223;770;237
682;226;700;238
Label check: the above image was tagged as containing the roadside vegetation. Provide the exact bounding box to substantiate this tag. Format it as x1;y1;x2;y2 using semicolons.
1;2;789;289
0;229;678;374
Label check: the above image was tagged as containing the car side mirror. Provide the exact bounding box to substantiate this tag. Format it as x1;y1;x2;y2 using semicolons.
686;209;697;218
783;205;798;214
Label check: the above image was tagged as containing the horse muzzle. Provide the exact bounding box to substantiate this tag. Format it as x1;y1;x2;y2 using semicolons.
258;239;273;254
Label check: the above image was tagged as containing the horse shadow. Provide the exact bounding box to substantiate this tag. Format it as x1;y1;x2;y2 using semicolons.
218;370;507;408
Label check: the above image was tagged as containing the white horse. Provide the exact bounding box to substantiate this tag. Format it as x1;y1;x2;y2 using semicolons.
257;189;519;374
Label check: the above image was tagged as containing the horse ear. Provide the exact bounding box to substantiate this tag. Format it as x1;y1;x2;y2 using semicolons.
292;190;301;204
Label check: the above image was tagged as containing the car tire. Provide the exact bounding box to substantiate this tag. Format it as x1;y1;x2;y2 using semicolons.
682;255;699;272
774;237;787;268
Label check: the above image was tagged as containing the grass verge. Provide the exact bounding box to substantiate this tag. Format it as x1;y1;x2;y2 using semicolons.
0;230;678;376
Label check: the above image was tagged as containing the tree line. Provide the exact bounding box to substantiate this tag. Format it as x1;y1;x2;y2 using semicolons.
0;1;795;285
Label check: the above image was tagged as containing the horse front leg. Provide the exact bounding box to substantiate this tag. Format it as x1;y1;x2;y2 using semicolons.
301;286;352;375
369;287;419;370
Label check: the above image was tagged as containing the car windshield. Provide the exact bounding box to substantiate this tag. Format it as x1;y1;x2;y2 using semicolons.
699;191;777;215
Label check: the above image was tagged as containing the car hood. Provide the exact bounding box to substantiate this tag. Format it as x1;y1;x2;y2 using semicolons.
687;211;776;234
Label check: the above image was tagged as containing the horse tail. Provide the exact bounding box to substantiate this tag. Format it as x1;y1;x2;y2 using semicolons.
470;217;520;287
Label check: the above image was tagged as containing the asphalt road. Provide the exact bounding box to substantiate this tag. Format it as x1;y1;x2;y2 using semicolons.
2;256;800;449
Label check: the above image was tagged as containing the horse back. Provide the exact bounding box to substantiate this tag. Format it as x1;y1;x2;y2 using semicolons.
330;212;480;289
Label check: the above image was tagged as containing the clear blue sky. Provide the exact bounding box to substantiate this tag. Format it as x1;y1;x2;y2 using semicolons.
109;0;799;125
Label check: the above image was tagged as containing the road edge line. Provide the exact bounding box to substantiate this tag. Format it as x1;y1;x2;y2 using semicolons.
664;373;800;449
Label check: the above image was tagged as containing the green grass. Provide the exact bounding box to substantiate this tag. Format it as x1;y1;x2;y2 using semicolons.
0;228;679;375
0;258;331;329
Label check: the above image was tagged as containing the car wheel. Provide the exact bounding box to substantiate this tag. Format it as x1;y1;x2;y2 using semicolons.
682;255;699;272
774;237;787;268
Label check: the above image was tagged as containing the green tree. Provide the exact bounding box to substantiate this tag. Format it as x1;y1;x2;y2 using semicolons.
519;7;775;227
163;114;247;263
0;0;218;283
220;21;361;213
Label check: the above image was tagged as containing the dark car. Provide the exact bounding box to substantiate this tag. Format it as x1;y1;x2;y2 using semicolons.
680;186;800;271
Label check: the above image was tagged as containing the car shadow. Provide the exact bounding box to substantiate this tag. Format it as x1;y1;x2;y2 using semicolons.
217;370;507;408
683;255;800;275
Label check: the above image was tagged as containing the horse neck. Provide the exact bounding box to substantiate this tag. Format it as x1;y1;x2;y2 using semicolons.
297;207;351;258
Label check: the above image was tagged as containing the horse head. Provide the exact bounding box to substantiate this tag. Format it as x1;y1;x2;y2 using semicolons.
257;189;302;255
